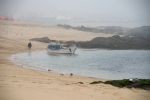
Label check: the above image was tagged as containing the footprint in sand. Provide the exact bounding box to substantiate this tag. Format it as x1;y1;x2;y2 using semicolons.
119;97;124;100
102;91;108;94
12;81;19;82
0;84;7;86
131;89;138;93
113;93;119;95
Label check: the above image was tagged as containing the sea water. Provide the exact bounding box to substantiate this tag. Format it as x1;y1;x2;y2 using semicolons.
9;49;150;79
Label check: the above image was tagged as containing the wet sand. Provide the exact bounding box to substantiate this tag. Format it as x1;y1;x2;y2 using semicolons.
0;20;150;100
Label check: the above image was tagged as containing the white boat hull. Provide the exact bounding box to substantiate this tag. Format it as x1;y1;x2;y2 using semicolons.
46;44;77;54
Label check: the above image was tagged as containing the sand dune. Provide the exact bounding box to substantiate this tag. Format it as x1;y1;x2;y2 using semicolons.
0;20;114;42
0;20;150;100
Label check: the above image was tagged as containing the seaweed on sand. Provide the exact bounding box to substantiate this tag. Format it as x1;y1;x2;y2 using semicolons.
90;79;150;90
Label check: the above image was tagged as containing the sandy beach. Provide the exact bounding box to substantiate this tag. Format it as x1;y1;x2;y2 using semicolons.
0;20;150;100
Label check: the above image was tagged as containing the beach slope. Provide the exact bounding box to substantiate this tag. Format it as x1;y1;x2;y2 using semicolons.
0;20;149;100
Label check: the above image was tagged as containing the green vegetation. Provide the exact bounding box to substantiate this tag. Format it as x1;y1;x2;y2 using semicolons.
30;35;150;49
30;25;150;50
89;79;150;90
78;82;84;84
125;26;150;38
104;79;133;88
57;24;126;35
58;24;150;38
90;81;104;84
30;37;50;43
64;35;150;49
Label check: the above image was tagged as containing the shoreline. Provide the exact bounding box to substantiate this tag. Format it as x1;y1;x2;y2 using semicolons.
9;49;150;80
7;49;109;80
0;20;150;100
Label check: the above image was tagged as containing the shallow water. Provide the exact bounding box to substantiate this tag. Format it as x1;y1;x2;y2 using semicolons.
9;49;150;79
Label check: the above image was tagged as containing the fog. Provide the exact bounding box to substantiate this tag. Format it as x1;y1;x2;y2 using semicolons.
0;0;150;27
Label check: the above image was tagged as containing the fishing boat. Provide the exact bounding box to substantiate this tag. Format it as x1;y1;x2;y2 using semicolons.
46;39;77;54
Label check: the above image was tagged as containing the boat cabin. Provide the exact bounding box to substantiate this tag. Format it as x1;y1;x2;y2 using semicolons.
47;43;70;50
47;44;61;50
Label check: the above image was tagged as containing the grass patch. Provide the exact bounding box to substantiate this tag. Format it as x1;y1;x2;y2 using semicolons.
90;79;150;90
104;79;132;88
78;82;84;84
90;81;104;84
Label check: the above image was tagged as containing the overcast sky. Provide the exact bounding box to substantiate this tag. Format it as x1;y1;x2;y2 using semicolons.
0;0;150;23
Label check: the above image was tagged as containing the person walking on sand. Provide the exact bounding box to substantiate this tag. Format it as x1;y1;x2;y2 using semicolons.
28;42;32;49
70;73;73;77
